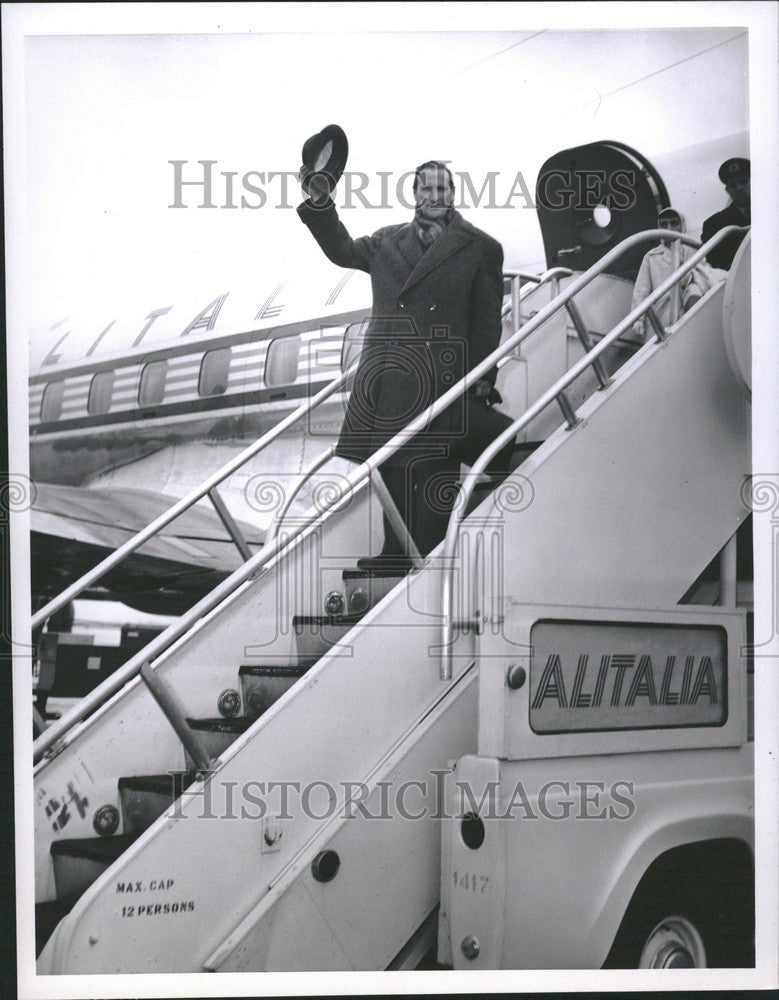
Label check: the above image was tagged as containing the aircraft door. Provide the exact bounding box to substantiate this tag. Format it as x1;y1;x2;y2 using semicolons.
536;140;670;280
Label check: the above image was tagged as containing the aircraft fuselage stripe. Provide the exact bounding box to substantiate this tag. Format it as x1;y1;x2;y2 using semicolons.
33;354;346;414
28;308;367;433
30;381;333;434
31;357;348;420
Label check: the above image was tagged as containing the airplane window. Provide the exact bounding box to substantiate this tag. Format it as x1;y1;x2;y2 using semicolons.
199;347;231;396
139;359;168;407
574;201;619;247
87;370;115;415
40;380;65;422
341;321;369;372
265;336;300;388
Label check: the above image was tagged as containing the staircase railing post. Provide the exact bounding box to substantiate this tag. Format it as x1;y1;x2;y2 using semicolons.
556;390;581;430
140;662;213;773
645;305;668;342
565;299;612;389
511;275;521;335
719;533;738;608
208;487;253;562
670;237;681;325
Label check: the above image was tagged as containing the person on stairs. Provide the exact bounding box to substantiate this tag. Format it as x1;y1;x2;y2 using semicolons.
631;207;721;341
298;159;508;569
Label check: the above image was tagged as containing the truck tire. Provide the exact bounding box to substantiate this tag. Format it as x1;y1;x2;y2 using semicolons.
635;913;708;968
604;839;754;968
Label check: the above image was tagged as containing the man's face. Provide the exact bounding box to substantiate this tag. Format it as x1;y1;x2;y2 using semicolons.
725;175;750;210
415;166;454;218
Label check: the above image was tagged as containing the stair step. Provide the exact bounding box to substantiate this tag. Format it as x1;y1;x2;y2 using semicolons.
184;716;255;767
342;567;408;614
186;716;255;733
51;834;136;900
291;615;362;662
118;771;197;836
239;664;309;718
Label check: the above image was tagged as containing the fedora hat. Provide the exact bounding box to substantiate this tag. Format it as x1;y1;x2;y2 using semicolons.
301;124;349;193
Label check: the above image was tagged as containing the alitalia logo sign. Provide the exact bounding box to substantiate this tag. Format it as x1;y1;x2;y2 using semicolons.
528;620;727;733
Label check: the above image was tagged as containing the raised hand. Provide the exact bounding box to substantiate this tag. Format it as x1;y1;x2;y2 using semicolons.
299;164;331;206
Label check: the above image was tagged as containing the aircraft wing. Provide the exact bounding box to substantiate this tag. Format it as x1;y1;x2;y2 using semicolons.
31;483;265;615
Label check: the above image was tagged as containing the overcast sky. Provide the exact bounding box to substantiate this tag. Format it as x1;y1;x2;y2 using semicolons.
10;11;756;348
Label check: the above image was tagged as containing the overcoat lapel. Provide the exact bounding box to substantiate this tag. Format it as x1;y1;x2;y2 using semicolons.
393;225;424;272
399;213;475;295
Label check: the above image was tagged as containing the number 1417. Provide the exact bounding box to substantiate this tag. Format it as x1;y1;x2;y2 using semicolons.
453;870;489;893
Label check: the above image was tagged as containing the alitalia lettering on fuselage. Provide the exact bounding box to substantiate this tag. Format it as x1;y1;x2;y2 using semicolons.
37;271;360;369
44;294;230;365
132;307;172;348
531;653;719;709
180;294;228;338
255;283;286;320
42;330;72;367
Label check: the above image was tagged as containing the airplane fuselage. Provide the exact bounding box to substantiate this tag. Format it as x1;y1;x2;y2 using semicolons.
29;272;373;499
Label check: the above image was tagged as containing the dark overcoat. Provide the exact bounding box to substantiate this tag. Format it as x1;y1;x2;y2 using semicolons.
297;199;504;465
701;203;750;270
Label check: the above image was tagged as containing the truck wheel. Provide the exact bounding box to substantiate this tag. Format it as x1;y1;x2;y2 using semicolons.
637;914;707;968
604;840;754;968
605;886;741;968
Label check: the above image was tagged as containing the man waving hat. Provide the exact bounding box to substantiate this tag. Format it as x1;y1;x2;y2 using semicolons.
297;141;506;568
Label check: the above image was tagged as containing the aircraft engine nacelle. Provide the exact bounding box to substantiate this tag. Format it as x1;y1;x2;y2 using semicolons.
536;140;670;280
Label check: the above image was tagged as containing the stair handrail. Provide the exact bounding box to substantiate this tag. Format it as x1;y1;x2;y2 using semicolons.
438;225;749;679
33;227;743;763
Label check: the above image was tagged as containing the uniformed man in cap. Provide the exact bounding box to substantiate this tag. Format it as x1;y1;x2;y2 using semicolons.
701;158;750;270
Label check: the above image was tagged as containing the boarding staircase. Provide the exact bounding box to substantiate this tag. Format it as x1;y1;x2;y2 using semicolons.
32;228;751;972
